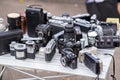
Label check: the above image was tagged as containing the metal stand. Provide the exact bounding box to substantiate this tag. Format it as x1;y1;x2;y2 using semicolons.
0;66;6;80
0;66;73;80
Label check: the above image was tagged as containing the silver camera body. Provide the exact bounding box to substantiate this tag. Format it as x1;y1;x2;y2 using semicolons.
39;39;56;61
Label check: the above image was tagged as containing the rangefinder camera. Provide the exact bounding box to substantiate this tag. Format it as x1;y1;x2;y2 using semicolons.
39;39;56;61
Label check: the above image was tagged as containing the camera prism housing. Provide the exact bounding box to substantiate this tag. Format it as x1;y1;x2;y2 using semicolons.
57;24;82;56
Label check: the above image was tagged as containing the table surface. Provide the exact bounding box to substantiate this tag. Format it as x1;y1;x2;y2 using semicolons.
0;48;114;79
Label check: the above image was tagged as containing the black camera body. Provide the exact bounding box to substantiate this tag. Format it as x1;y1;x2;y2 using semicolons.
61;48;77;69
26;5;46;37
36;24;52;46
57;24;82;56
96;36;120;48
58;40;81;57
84;52;103;74
55;24;82;69
0;29;23;55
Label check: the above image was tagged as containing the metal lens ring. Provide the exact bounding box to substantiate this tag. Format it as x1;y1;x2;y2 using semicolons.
60;56;67;67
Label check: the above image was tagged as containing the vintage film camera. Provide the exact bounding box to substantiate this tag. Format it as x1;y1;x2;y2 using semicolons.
87;31;120;48
74;14;117;37
83;52;103;74
36;24;52;47
91;22;117;37
55;24;82;69
61;48;77;69
86;17;118;47
57;24;82;55
90;17;117;37
39;39;56;61
26;5;47;37
0;29;23;55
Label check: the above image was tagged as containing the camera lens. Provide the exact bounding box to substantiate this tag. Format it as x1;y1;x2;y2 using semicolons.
66;42;73;48
26;40;35;54
58;38;64;44
18;45;24;48
14;43;26;59
60;56;68;67
38;31;44;37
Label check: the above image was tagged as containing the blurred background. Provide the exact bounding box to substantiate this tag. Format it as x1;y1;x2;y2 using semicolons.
0;0;120;80
0;0;86;24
